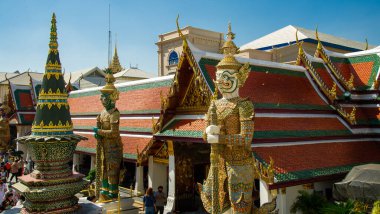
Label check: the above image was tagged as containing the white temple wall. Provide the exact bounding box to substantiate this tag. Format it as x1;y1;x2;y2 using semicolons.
148;156;168;191
259;179;272;206
285;185;306;214
134;165;144;195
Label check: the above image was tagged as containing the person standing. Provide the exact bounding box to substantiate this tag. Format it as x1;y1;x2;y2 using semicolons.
9;160;19;183
0;167;6;184
18;157;24;176
154;186;167;214
143;187;155;214
4;161;10;179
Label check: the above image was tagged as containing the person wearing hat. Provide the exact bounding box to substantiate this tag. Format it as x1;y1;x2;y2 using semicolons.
93;69;123;202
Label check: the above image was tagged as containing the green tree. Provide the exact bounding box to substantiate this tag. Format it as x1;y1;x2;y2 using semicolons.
322;200;355;214
86;169;96;183
372;201;380;214
290;190;327;214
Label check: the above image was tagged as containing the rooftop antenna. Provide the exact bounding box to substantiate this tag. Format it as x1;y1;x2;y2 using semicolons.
107;4;112;67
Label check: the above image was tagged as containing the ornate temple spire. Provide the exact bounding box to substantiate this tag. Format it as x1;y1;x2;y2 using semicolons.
31;13;73;136
110;44;123;74
216;22;241;70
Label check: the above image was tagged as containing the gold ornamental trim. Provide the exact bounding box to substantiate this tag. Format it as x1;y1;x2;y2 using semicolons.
32;120;73;130
153;157;168;164
39;88;68;98
37;102;69;110
314;28;355;91
337;106;357;125
253;156;275;184
45;71;62;80
296;32;337;102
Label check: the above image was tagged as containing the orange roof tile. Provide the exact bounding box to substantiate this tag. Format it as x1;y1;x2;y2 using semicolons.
76;133;151;158
254;141;380;174
311;62;343;96
255;117;347;131
68;86;170;115
201;58;329;109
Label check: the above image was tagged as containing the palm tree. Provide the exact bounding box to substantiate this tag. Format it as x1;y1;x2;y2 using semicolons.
290;190;327;214
322;200;355;214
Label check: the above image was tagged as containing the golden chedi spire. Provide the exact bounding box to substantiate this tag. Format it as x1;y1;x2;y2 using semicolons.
110;44;123;74
216;22;242;70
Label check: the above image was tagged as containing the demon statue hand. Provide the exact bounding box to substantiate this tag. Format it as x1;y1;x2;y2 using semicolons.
0;95;11;153
198;23;255;214
94;69;123;202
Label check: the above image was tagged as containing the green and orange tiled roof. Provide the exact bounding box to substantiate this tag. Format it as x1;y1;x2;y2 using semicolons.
72;118;155;134
310;61;344;97
253;141;380;183
199;58;331;111
76;133;151;160
156;117;352;141
342;106;380;126
156;119;205;138
68;79;171;116
7;84;35;124
329;54;380;90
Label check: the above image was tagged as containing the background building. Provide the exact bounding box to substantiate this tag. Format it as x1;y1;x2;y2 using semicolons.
239;25;373;64
157;25;373;77
156;26;224;76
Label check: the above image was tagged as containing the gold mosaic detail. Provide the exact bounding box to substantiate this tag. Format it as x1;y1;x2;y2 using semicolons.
37;102;69;110
32;120;73;132
45;71;62;80
39;88;68;98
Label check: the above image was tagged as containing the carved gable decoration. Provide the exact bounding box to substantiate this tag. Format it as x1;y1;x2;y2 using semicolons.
153;143;169;164
179;74;211;111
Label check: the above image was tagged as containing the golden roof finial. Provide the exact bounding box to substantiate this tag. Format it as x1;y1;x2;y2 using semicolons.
315;26;323;56
296;29;300;45
100;68;119;101
216;22;241;70
226;21;235;41
176;15;188;47
296;29;304;54
365;38;368;50
315;25;320;41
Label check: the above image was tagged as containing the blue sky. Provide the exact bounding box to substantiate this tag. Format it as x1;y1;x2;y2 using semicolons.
0;0;379;76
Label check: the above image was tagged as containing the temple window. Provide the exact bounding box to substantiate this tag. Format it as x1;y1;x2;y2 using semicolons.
168;51;179;65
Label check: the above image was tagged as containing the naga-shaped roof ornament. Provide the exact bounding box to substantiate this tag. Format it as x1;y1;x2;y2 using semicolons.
296;29;305;54
365;38;368;50
176;14;188;48
315;26;323;51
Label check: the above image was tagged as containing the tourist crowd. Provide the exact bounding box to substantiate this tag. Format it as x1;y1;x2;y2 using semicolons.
0;153;32;212
143;186;167;214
